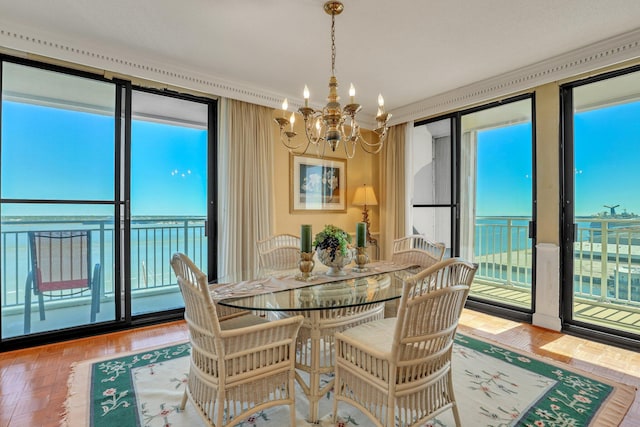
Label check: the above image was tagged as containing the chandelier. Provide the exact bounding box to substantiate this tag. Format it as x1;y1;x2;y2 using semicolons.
274;1;391;159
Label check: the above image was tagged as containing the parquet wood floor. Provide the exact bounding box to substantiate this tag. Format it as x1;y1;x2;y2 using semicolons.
0;310;638;427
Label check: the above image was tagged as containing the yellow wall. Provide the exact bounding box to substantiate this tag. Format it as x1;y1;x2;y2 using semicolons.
271;110;380;241
535;83;561;245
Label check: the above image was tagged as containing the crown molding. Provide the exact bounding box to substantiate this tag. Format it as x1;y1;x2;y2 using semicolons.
0;21;288;108
389;27;640;125
2;21;640;129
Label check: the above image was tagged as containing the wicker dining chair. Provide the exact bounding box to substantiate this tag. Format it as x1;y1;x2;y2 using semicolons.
256;234;301;277
387;235;447;317
171;252;249;322
170;253;304;427
391;234;446;268
333;258;477;427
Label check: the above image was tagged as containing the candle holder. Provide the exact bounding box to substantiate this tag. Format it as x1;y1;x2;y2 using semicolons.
352;246;369;273
296;251;316;281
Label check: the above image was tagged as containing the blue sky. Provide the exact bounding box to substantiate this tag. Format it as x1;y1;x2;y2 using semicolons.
1;101;207;217
573;102;640;217
2;99;639;218
476;100;640;217
476;123;532;217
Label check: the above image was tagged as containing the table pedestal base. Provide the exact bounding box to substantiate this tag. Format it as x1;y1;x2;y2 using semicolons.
290;302;385;423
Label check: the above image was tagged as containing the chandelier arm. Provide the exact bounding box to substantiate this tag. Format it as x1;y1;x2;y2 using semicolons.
356;132;386;154
346;116;359;142
302;111;324;146
343;138;357;159
279;130;314;155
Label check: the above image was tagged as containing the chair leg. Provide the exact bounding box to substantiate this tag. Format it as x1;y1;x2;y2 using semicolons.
332;367;340;423
24;271;33;334
180;389;188;410
90;264;101;323
449;369;462;427
289;402;296;427
37;290;45;321
452;404;462;427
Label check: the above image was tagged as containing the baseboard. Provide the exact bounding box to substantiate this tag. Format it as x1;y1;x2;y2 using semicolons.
532;312;562;332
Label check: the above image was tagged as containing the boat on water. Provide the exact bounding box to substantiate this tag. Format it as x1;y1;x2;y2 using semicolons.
586;204;640;244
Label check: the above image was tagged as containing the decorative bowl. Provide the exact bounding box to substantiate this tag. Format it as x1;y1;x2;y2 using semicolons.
317;247;355;276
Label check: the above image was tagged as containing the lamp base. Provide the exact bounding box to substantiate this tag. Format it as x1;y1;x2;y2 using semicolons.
361;206;375;245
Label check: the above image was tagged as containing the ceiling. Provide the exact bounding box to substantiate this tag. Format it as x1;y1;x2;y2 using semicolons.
1;0;640;125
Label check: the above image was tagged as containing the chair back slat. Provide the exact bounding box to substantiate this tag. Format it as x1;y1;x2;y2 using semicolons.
393;259;476;371
257;234;301;275
171;253;223;338
29;231;92;292
171;253;225;376
391;235;445;269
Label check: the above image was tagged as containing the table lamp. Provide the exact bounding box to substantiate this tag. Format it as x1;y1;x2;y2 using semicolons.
352;184;378;244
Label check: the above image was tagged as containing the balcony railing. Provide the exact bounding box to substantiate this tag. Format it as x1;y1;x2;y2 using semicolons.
3;215;639;311
472;216;640;307
574;217;640;306
474;217;532;288
1;217;206;309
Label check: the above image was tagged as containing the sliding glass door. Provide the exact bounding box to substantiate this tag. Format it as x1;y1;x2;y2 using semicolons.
562;66;640;341
0;57;217;347
460;96;535;312
129;89;210;316
1;61;118;338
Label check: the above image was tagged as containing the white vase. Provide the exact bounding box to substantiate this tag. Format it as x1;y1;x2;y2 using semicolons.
317;247;355;276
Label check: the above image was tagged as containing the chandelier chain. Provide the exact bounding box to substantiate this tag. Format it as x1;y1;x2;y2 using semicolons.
331;12;336;76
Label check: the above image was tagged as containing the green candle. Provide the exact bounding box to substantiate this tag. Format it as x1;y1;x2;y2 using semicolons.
356;222;366;248
301;224;312;253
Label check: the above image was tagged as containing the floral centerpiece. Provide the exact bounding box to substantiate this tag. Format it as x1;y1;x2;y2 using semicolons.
313;224;355;276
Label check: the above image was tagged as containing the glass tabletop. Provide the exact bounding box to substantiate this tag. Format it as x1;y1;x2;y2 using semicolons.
217;267;419;312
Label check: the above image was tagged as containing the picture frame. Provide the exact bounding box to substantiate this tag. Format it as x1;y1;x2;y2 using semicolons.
290;154;347;212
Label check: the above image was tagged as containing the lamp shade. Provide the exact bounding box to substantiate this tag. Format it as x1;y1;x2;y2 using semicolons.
352;185;378;206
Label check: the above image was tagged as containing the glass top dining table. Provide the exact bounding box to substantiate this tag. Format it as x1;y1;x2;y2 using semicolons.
216;265;420;312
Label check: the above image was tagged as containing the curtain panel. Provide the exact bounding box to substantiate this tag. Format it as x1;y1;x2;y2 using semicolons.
378;123;407;260
218;98;274;281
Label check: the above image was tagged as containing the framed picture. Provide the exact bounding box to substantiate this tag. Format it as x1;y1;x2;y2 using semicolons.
290;154;347;212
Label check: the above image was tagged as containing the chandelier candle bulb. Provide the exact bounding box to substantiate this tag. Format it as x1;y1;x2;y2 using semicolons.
301;224;312;253
349;83;355;104
304;85;310;107
290;112;295;131
356;222;366;248
282;98;288;116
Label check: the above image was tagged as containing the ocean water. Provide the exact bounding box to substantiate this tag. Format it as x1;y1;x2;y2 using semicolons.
474;218;532;256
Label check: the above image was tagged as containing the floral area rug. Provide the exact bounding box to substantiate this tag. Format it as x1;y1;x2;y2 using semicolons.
62;333;635;427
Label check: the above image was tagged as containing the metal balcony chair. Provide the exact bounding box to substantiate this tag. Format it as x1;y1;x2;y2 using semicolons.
170;253;303;427
24;230;101;334
333;258;477;427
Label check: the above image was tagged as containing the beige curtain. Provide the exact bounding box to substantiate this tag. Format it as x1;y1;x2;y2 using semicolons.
378;123;407;260
218;98;274;281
